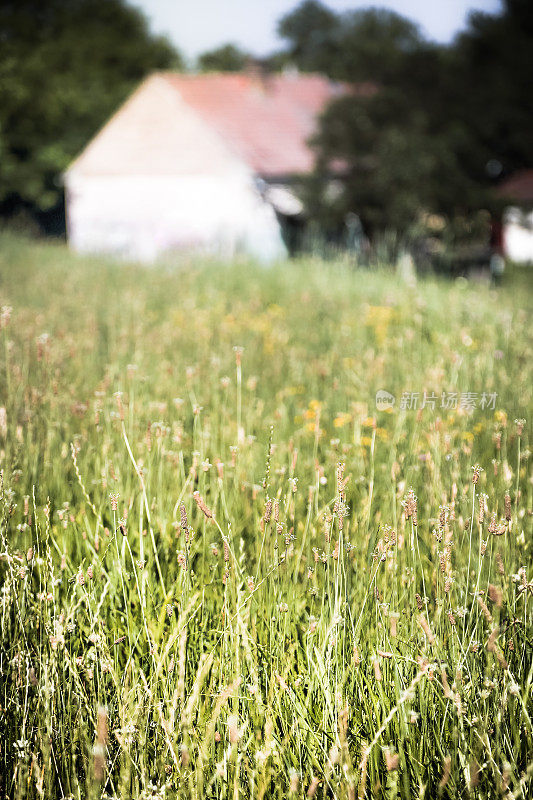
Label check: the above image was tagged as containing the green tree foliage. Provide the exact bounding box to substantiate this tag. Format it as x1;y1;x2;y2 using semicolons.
278;1;423;83
279;0;533;236
277;0;338;74
0;0;181;228
449;0;533;183
197;43;250;72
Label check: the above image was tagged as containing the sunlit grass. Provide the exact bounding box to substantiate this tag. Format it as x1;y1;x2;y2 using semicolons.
0;235;531;799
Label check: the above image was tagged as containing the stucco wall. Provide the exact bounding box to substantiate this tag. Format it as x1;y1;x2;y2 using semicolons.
504;207;533;264
65;173;287;263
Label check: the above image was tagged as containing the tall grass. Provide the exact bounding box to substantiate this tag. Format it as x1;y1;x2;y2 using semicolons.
0;235;531;799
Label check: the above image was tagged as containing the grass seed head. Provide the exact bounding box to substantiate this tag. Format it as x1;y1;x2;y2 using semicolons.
488;583;503;606
439;756;451;790
504;493;512;521
180;503;188;533
93;705;108;783
193;490;213;519
471;465;483;485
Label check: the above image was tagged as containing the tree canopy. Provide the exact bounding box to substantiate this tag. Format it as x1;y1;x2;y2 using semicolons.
278;0;533;238
0;0;181;231
278;1;423;83
197;43;250;72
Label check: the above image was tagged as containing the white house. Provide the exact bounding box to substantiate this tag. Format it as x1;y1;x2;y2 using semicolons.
498;169;533;264
64;71;355;263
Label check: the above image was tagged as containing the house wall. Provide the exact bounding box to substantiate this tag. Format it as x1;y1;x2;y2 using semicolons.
64;75;287;262
66;173;287;263
504;207;533;264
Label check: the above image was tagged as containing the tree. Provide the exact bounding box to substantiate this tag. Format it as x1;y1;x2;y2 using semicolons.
277;1;423;83
309;82;449;235
277;0;338;74
0;0;182;232
332;8;423;83
449;0;533;184
197;43;250;72
278;3;447;233
282;0;533;239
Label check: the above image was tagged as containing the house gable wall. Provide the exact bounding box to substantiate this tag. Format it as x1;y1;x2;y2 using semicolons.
66;173;287;262
66;75;246;178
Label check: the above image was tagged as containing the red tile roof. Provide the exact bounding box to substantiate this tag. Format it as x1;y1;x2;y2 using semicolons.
161;72;365;177
497;169;533;203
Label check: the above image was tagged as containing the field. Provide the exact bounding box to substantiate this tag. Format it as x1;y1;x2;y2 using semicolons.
0;235;531;799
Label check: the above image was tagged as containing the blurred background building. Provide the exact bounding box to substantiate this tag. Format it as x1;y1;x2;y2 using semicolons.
65;71;354;262
1;0;532;267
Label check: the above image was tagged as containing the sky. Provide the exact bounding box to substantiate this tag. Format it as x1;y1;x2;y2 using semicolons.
132;0;502;63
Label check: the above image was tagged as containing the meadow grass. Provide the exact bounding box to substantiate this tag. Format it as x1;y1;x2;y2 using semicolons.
0;235;531;799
